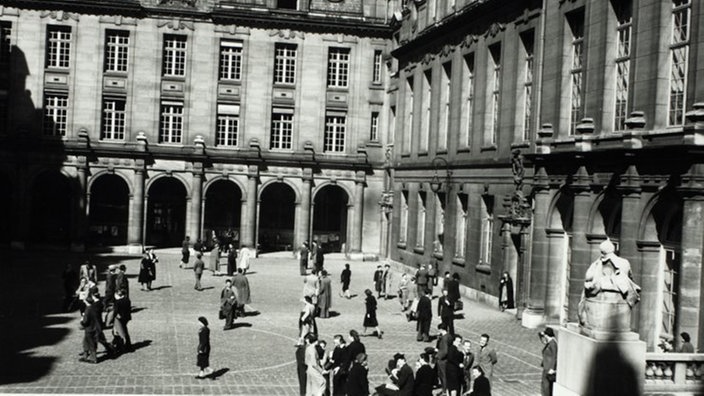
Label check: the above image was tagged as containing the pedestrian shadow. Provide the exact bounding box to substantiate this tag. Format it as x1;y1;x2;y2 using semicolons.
149;285;172;291
130;339;153;352
131;307;147;314
243;271;256;275
231;322;252;329
348;294;359;299
199;287;215;291
207;368;229;380
242;310;260;317
327;311;340;318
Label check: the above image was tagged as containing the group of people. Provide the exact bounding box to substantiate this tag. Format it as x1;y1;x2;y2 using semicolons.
138;249;158;291
299;240;326;276
182;235;255;291
219;268;252;330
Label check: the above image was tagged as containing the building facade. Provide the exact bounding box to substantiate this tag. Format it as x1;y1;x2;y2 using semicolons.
0;0;395;254
387;0;704;352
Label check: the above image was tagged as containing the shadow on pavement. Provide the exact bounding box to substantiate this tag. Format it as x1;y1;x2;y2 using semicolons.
131;307;148;314
242;310;260;317
149;285;172;291
208;368;229;380
130;339;152;352
231;322;252;329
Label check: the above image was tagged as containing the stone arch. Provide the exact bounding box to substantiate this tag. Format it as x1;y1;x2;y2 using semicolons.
87;169;134;196
258;178;301;204
639;186;683;244
145;175;189;247
312;183;351;253
203;177;243;248
257;180;297;252
88;173;130;246
203;174;246;197
588;187;622;240
144;172;192;199
547;187;574;232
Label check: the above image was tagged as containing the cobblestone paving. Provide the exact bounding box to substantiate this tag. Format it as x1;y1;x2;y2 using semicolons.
0;250;542;395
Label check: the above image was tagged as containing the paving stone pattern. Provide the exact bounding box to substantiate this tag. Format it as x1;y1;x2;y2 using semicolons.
0;250;542;395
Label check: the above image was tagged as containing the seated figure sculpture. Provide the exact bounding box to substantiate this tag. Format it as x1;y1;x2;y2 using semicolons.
578;240;641;333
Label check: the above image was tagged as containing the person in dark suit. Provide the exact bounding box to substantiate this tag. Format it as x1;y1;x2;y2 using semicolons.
461;339;475;394
445;335;465;396
469;366;491;396
181;236;191;268
363;289;383;339
296;343;307;396
196;316;213;379
438;289;455;335
415;263;429;296
413;352;435;396
220;279;237;330
435;323;452;392
376;353;414;396
113;288;132;353
446;273;461;307
340;263;351;299
330;334;351;395
79;295;102;363
540;327;557;396
416;293;432;342
347;330;366;371
227;243;238;276
346;352;369;396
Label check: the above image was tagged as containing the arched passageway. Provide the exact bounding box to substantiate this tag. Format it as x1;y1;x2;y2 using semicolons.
312;185;348;253
258;182;295;252
88;174;129;246
203;179;242;248
146;177;187;247
30;171;72;246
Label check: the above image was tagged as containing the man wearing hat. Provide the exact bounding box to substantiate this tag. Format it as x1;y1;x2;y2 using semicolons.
376;353;414;396
539;327;557;396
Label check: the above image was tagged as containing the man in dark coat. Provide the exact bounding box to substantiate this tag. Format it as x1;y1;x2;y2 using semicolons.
295;343;307;396
415;263;429;296
116;265;129;298
330;334;351;395
227;244;238;276
181;236;190;268
540;327;557;396
435;323;452;393
340;263;351;299
220;279;237;330
416;293;432;342
346;352;369;396
113;288;132;352
469;366;491;396
438;288;455;335
79;295;101;363
413;352;436;396
375;353;414;396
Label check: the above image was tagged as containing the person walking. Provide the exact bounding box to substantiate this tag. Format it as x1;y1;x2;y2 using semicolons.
318;270;332;318
181;236;191;268
196;316;214;379
382;264;393;300
209;242;221;275
415;263;429;296
499;272;514;311
346;352;370;396
298;296;317;345
299;242;310;276
193;252;205;291
340;263;351;299
438;288;455;335
113;288;132;353
415;292;432;342
373;266;384;298
79;295;102;363
305;333;327;396
138;252;152;291
227;243;238;276
231;268;251;317
146;249;158;290
238;246;255;275
362;289;382;339
539;328;557;396
220;279;237;330
477;334;498;383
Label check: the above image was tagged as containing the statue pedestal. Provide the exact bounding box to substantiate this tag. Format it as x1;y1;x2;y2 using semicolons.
554;324;645;396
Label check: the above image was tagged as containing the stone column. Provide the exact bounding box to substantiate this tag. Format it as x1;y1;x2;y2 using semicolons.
296;170;312;249
127;165;145;250
523;167;551;327
567;165;592;322
350;171;366;253
240;165;258;248
71;162;88;252
617;163;643;331
188;169;203;242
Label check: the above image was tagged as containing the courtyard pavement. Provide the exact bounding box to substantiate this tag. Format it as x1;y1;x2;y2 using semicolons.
0;249;543;395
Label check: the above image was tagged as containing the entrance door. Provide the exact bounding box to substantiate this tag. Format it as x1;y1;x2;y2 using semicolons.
258;182;295;252
203;179;242;248
313;185;348;253
88;174;129;246
146;177;187;247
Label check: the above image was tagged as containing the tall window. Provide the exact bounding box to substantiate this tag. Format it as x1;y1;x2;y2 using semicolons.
403;77;414;154
614;1;632;131
420;70;431;152
438;62;451;151
46;26;71;69
480;195;494;266
327;47;350;88
461;54;474;149
433;194;445;255
219;40;243;81
159;101;183;143
568;11;585;135
270;109;293;149
416;192;426;249
43;93;68;136
521;31;534;141
455;194;468;259
324;114;346;152
669;0;691;126
399;191;409;245
660;248;680;342
104;30;129;73
370;112;380;141
274;43;297;84
216;104;240;147
162;35;187;77
0;22;12;74
101;98;126;140
372;50;383;84
488;44;501;145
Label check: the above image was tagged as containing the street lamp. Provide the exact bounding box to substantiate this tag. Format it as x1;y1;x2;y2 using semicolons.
429;156;452;194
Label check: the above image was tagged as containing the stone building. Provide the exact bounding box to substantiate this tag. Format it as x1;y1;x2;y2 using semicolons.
0;0;394;255
386;0;704;351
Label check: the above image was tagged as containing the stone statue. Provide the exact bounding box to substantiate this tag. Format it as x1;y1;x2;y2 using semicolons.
578;240;641;334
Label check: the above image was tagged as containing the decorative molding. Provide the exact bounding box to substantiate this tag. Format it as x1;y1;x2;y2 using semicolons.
0;6;20;17
40;10;79;22
515;7;541;26
98;15;138;26
484;22;505;38
420;53;434;65
460;34;479;48
438;43;454;58
269;29;304;40
214;24;250;35
158;0;197;7
157;18;195;31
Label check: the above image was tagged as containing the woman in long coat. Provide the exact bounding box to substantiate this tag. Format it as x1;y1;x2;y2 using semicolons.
499;271;515;311
138;252;151;291
196;317;213;379
346;352;369;396
362;289;382;339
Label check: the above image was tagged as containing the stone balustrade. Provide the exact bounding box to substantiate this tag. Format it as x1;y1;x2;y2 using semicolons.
644;352;704;395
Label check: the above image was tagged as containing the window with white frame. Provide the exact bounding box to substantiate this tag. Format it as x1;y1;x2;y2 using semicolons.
433;193;445;255
568;10;585;135
270;108;293;149
420;70;431;152
46;26;71;69
403;77;414;154
479;194;494;266
399;190;409;244
219;40;243;81
521;31;534;141
372;50;383;84
614;1;632;131
324;113;346;153
104;30;129;73
461;54;474;149
659;248;680;343
669;0;691;126
274;43;297;85
327;47;350;88
370;111;380;141
438;62;451;151
416;191;426;249
43;93;68;136
488;44;501;145
455;193;468;259
388;106;396;145
159;101;183;143
101;98;126;141
0;21;12;73
162;34;187;77
216;104;240;147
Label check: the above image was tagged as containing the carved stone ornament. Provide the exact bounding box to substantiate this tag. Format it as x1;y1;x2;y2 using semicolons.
438;44;454;58
157;19;195;31
40;10;79;22
99;15;138;26
0;6;20;17
269;29;304;40
159;0;197;7
460;34;478;48
214;25;250;35
484;22;505;38
421;53;434;65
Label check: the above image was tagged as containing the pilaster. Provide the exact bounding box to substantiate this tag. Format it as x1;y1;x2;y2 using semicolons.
241;165;259;248
350;170;366;253
567;164;593;322
127;162;145;249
